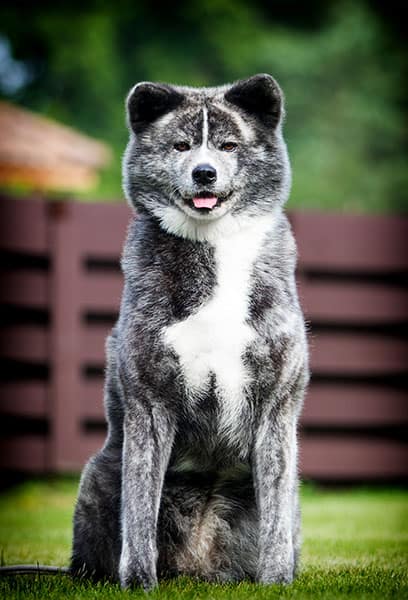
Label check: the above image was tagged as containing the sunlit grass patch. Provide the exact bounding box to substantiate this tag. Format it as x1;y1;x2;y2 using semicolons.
0;479;407;599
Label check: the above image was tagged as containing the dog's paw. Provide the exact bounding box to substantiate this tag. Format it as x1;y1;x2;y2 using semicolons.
120;570;158;591
257;552;295;585
119;559;158;591
257;569;295;585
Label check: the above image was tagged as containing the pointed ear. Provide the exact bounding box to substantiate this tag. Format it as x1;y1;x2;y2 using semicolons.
126;82;184;133
224;74;283;128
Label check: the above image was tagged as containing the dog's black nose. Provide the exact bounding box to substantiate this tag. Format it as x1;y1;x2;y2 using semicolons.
192;164;217;185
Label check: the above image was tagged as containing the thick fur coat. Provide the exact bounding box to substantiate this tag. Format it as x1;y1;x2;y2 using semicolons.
71;74;309;590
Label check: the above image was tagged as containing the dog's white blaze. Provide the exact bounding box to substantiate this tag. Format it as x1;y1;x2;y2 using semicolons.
164;214;275;442
193;106;213;166
202;106;209;147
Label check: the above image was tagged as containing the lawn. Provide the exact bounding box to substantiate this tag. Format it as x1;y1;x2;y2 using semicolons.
0;479;407;599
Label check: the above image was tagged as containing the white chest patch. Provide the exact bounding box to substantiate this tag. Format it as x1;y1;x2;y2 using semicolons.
163;215;275;439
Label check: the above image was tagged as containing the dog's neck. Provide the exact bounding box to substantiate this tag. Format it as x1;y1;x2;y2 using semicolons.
150;203;281;245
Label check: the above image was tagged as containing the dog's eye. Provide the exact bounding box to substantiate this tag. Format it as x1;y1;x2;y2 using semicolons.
221;141;238;152
174;141;191;152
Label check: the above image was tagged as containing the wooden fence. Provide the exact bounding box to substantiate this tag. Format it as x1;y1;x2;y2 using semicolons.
1;195;407;480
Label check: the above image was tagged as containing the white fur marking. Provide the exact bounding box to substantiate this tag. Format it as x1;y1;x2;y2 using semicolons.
193;106;213;166
202;106;209;147
164;215;276;443
154;204;279;244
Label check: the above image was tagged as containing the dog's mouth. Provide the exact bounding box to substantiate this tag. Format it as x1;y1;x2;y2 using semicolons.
185;191;231;211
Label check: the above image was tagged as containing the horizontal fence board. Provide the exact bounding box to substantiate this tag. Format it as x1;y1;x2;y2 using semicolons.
310;331;408;375
0;382;47;417
292;212;408;273
0;270;48;309
300;280;408;324
0;436;47;472
300;435;408;479
81;325;110;364
81;271;122;312
81;379;105;420
52;437;105;472
78;432;106;466
0;325;48;362
302;383;408;426
0;196;49;254
73;202;131;257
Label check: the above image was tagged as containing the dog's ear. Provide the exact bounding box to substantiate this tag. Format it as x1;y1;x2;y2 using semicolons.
225;74;283;128
126;82;184;133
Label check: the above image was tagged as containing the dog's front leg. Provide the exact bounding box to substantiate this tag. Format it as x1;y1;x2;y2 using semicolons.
119;396;175;591
252;398;299;585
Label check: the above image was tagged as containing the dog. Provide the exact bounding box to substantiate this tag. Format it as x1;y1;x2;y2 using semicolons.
71;73;309;590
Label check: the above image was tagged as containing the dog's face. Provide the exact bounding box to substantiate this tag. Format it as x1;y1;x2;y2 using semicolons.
123;74;291;231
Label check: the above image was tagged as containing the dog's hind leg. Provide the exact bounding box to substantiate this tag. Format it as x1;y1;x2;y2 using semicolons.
71;331;123;581
292;484;302;576
157;472;258;583
71;446;122;581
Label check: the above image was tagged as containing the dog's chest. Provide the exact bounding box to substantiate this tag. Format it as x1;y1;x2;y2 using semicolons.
163;220;270;436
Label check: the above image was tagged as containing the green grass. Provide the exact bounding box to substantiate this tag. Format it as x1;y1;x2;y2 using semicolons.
0;479;407;599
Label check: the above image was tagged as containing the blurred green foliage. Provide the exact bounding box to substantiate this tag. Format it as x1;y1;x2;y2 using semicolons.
0;0;406;212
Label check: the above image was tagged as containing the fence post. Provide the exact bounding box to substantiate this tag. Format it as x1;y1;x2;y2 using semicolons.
47;201;83;471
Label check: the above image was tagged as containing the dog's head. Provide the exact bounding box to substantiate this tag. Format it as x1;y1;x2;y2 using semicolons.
123;74;291;237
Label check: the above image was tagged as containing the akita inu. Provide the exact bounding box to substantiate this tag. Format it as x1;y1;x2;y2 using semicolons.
71;74;309;589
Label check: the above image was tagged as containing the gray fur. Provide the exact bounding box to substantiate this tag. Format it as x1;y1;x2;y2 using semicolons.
71;73;309;590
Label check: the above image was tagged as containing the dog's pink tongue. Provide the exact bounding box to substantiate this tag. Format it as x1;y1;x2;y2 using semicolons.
193;196;217;209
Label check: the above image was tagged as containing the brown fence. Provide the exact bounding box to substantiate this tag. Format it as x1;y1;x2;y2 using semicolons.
1;195;407;480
